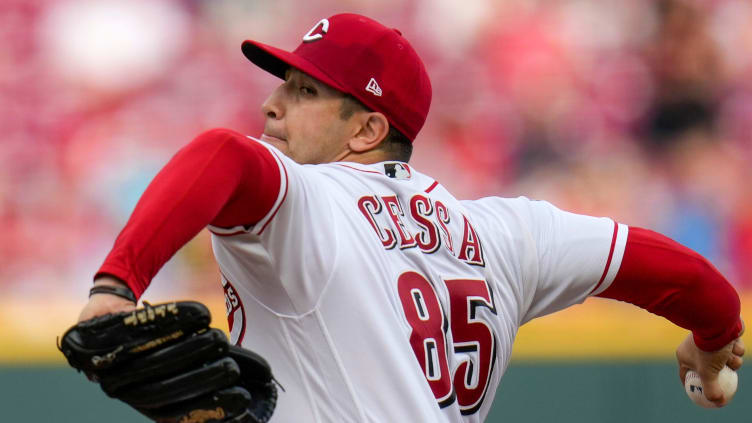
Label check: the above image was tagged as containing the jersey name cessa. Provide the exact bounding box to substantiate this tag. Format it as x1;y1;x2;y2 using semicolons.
357;193;485;266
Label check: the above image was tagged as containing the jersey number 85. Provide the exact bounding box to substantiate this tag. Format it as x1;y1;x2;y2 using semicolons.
397;271;497;415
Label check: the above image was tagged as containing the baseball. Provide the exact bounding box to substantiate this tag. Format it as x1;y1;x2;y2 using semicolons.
684;366;738;408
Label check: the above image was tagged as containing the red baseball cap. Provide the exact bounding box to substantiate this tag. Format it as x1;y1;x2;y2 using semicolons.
241;13;432;142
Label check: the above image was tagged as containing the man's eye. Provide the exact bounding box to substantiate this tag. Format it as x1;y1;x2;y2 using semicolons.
300;86;315;95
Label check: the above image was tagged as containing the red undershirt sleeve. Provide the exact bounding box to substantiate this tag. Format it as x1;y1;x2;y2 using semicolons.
95;129;281;298
597;227;743;352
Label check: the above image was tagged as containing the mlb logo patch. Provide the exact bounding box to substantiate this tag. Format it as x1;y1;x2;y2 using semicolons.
384;162;411;179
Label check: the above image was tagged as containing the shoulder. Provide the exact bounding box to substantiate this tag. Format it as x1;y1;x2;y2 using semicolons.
461;196;540;219
459;196;561;243
187;128;278;160
193;127;248;143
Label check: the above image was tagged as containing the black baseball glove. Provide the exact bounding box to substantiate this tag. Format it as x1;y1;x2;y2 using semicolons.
59;301;277;423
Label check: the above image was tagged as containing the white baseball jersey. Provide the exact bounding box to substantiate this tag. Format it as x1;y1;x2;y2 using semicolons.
209;137;628;422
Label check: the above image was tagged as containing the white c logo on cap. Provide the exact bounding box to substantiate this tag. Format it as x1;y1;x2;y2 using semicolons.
303;18;329;43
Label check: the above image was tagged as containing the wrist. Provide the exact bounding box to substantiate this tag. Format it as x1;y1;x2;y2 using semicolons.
693;318;744;352
91;276;137;303
93;275;128;288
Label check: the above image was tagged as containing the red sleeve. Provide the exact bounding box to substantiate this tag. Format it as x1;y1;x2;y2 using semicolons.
95;128;281;298
597;227;743;352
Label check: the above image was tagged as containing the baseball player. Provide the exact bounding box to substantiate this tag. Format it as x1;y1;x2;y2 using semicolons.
77;13;744;422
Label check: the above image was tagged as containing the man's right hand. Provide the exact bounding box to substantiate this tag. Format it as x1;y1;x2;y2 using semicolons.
676;321;745;407
77;276;137;323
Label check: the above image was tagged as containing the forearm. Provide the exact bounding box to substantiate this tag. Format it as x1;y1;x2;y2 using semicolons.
96;129;280;298
597;227;742;351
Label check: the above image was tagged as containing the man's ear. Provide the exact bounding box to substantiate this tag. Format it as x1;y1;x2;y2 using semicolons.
349;112;389;153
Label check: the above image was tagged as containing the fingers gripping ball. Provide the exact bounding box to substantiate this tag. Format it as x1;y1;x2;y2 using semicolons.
684;366;738;408
59;301;277;423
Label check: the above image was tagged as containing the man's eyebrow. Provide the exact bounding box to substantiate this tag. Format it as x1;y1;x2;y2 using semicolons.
298;72;316;84
288;69;332;93
285;69;312;84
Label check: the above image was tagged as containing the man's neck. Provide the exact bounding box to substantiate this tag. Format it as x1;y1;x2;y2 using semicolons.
334;149;395;165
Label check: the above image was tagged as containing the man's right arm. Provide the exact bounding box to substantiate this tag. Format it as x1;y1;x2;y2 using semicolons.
596;227;744;406
80;129;282;321
513;198;743;406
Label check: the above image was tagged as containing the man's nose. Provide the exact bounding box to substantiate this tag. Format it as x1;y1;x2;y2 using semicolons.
261;87;284;120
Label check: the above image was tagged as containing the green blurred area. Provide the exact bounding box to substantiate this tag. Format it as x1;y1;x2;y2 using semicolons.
3;362;748;422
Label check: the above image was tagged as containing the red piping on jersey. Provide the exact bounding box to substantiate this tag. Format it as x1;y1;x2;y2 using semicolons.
335;163;383;175
257;149;290;235
589;221;618;295
208;228;247;237
403;164;412;177
425;181;439;193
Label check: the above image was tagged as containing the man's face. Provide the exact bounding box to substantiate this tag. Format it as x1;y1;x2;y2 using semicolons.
260;68;354;164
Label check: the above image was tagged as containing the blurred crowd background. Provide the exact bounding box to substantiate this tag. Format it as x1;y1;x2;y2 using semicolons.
2;0;752;301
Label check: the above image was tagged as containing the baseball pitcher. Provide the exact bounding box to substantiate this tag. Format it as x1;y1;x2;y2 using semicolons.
62;13;744;423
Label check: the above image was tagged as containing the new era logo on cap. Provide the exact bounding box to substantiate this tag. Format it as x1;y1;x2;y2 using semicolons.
366;78;382;97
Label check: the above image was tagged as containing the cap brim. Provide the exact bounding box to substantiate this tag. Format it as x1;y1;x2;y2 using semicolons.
241;40;347;94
